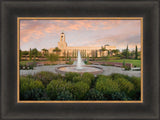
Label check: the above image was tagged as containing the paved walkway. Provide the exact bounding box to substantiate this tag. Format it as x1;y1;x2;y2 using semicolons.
20;65;141;77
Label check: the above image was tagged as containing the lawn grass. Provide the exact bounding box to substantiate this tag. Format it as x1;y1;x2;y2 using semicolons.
20;59;141;67
20;61;34;65
106;59;141;67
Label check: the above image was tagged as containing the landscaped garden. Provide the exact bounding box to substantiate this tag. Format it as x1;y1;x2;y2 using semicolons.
19;44;141;69
19;45;141;101
105;59;141;67
20;71;141;101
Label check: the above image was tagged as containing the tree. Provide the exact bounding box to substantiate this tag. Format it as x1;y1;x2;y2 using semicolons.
22;51;29;55
85;50;87;58
95;50;98;58
101;46;106;51
111;49;120;56
138;51;141;59
63;51;67;60
101;46;106;57
72;50;74;58
19;49;22;61
121;45;130;59
130;50;135;58
31;48;38;57
86;55;89;64
53;47;61;55
126;45;129;59
108;50;110;56
29;48;32;60
69;56;72;64
38;51;42;57
135;45;138;59
67;51;69;59
42;48;49;56
91;50;96;60
74;49;77;58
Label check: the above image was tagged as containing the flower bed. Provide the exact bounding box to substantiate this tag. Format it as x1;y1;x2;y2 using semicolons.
90;61;132;68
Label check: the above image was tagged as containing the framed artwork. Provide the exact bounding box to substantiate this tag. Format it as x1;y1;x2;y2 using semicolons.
17;17;143;103
1;0;159;120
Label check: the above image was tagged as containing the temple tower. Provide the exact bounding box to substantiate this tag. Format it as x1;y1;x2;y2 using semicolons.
58;32;67;49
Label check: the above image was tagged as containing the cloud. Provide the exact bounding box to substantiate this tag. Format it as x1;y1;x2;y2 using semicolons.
20;19;141;51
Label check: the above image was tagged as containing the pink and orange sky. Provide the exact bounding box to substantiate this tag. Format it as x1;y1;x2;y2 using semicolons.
20;19;141;51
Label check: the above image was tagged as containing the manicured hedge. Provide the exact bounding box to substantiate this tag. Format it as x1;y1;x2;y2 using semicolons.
34;71;62;86
20;72;141;101
71;81;90;99
46;79;72;100
81;72;94;86
96;76;120;99
20;76;44;100
65;72;80;82
72;76;82;83
85;88;105;100
115;77;134;94
57;91;74;100
111;92;129;100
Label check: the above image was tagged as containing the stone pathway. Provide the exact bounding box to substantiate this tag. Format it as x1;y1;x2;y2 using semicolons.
20;65;141;77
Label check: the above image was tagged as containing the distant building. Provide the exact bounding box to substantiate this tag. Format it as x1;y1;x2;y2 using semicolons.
47;32;116;57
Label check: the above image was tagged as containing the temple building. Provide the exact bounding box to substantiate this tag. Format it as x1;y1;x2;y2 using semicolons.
48;32;116;57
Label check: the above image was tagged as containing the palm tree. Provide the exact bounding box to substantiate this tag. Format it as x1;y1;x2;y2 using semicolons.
111;49;120;56
53;47;61;55
100;46;106;57
42;48;48;56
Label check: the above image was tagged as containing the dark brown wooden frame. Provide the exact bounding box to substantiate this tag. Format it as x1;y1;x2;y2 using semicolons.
17;17;143;104
0;0;159;120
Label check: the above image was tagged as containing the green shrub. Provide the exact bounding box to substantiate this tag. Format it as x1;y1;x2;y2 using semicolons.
85;88;105;100
82;73;94;81
65;72;80;82
111;92;129;100
81;72;95;86
29;64;34;70
110;73;125;80
20;76;44;100
96;77;120;99
72;76;82;83
20;73;141;101
127;76;141;99
115;77;134;94
96;74;111;80
34;71;62;86
25;74;34;79
20;63;23;69
129;76;141;91
57;91;75;100
48;53;59;62
124;65;131;70
46;80;72;100
71;81;90;99
110;74;139;99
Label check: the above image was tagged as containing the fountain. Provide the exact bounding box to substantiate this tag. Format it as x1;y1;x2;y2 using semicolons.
76;50;83;69
72;51;85;66
55;50;103;75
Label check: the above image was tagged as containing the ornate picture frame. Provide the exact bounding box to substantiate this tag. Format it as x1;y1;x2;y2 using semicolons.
1;0;159;120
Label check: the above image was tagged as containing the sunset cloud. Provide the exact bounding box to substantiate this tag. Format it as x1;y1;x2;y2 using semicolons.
20;19;141;51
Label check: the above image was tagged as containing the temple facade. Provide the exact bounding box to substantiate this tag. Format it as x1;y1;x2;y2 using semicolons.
48;32;116;57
